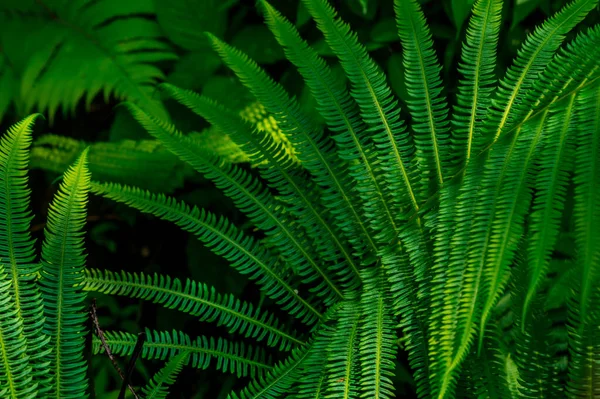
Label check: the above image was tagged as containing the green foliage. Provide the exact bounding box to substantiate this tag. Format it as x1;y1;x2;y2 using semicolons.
0;0;177;123
0;116;91;398
1;0;599;398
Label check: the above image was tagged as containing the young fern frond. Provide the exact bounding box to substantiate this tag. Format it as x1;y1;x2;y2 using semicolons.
140;350;190;399
0;114;51;395
93;329;272;378
394;0;451;188
39;148;91;399
207;33;377;264
83;268;303;351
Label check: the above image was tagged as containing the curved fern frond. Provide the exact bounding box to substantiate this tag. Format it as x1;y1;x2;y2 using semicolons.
90;181;322;325
83;269;303;351
0;0;177;122
160;84;361;291
452;0;503;165
0;114;51;394
302;0;421;214
476;0;598;149
140;350;189;399
206;32;377;261
93;329;272;378
228;345;310;399
39;148;91;399
394;0;451;188
124;102;344;304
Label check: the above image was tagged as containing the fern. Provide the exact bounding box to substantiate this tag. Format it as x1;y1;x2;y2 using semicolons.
5;0;593;398
0;117;93;398
0;0;176;123
92;329;272;378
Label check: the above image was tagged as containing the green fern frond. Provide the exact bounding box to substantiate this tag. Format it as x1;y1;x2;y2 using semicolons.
229;345;310;399
160;84;361;292
140;350;189;399
394;0;451;188
206;32;377;262
0;114;51;394
0;266;37;399
323;299;360;399
452;0;502;164
30;134;187;193
290;321;334;399
566;82;600;399
476;0;598;149
89;180;322;325
358;268;397;399
302;0;421;215
0;0;177;122
258;0;398;249
124;102;345;304
521;93;577;325
84;268;304;351
93;329;272;378
39;148;91;399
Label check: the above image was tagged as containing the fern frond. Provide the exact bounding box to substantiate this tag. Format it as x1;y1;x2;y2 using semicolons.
0;114;51;394
39;148;91;399
30;134;187;193
160;85;361;292
258;0;399;248
358;268;397;399
476;0;598;149
566;82;600;398
140;350;189;399
394;0;451;188
433;109;548;398
302;0;420;215
90;180;322;325
93;329;272;378
206;32;377;262
452;0;502;164
521;92;577;325
84;269;304;351
0;0;177;122
291;322;334;399
124;102;344;304
229;345;310;399
0;266;36;399
323;299;360;399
